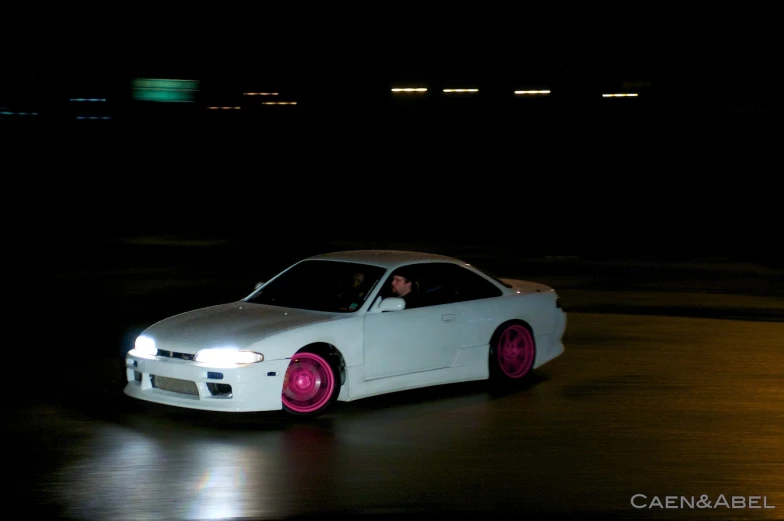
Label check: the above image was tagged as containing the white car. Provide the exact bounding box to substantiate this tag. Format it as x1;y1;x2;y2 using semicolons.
124;250;567;418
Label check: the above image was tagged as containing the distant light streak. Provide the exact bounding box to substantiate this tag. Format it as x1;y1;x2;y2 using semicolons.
602;93;639;97
70;98;106;102
244;92;278;96
515;90;550;95
443;88;478;93
391;88;427;93
76;116;111;120
207;106;241;110
261;101;297;105
132;78;199;103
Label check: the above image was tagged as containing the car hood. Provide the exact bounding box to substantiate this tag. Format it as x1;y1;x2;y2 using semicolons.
143;302;342;354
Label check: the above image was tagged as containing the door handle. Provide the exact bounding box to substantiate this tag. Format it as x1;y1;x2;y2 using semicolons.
441;314;456;323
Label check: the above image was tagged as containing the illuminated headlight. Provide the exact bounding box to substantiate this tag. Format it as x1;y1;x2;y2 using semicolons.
129;335;157;357
194;347;264;366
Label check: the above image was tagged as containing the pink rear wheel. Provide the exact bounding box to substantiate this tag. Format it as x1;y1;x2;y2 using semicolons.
491;323;535;381
281;352;337;417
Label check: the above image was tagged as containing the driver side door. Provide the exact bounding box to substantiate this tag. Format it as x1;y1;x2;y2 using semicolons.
362;263;462;380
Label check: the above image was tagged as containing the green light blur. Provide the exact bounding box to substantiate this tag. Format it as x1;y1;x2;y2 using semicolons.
132;78;199;102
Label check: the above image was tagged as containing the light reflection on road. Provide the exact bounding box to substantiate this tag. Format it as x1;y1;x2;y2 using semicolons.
54;423;287;520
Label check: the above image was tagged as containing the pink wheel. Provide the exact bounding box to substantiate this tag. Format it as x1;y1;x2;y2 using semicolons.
492;323;535;380
281;352;337;416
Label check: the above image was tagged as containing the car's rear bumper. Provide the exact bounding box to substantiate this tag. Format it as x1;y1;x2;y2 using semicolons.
555;308;567;339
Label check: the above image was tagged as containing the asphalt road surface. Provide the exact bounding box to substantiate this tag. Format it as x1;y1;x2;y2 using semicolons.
9;239;784;520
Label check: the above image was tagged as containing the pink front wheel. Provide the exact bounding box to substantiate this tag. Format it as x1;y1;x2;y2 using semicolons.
281;352;338;417
491;323;536;381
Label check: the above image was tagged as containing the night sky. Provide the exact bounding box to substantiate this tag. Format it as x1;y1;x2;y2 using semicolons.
4;4;776;108
5;4;778;260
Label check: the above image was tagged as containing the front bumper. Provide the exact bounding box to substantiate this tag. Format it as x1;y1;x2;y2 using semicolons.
123;352;291;412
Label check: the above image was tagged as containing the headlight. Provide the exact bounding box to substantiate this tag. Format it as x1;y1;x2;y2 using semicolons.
194;347;264;366
129;335;157;357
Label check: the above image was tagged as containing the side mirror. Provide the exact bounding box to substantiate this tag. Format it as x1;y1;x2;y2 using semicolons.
254;281;265;290
379;297;406;312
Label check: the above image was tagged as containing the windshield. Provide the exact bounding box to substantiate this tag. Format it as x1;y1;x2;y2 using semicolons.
244;259;387;313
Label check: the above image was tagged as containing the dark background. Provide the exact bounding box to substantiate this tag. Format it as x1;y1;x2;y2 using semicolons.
5;8;783;519
4;4;776;107
4;3;778;262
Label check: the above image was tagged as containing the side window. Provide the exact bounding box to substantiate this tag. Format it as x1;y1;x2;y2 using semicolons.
376;263;456;308
441;264;503;302
376;262;503;309
409;263;502;307
412;264;454;307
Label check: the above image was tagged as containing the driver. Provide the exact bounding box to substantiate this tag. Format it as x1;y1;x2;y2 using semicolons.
390;269;420;309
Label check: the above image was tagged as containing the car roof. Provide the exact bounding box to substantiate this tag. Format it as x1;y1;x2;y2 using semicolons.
305;249;467;270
